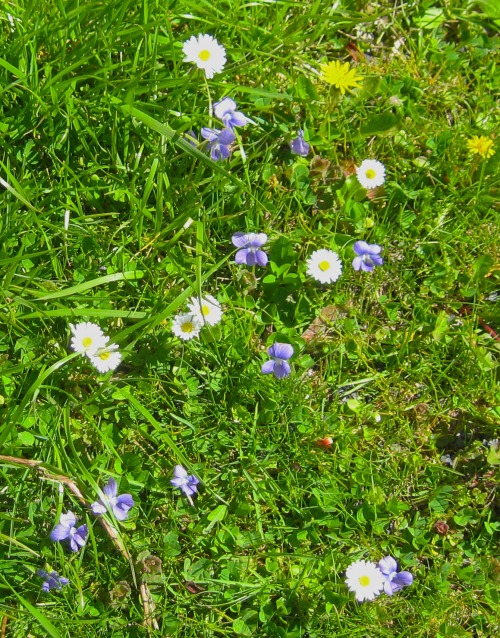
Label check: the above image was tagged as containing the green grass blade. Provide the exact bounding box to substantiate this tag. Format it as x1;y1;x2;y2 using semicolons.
0;353;78;447
32;271;144;300
117;100;245;186
0;575;64;638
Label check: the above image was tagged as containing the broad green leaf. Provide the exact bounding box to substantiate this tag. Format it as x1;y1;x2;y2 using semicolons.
296;75;319;101
487;444;500;466
360;113;401;136
414;8;446;29
432;310;450;341
203;504;227;534
473;254;493;280
233;618;253;637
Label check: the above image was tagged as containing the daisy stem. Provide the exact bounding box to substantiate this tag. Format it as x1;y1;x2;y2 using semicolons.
203;74;213;127
233;128;253;193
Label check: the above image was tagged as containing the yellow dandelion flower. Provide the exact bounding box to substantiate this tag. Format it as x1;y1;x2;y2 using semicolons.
320;60;363;94
467;135;494;159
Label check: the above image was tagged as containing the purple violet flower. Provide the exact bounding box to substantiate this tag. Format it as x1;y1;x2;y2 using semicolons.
261;343;294;379
201;127;236;161
91;477;135;521
50;511;88;553
352;241;384;272
290;130;310;157
213;97;254;130
232;232;268;267
171;465;199;498
377;556;414;596
37;569;69;593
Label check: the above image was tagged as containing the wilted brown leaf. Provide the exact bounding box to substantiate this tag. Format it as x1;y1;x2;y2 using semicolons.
301;305;348;342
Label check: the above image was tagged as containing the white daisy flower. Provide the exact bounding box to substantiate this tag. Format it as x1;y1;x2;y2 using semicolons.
172;313;202;341
306;249;342;284
187;295;223;326
182;34;226;79
70;322;108;355
345;559;385;602
356;159;386;189
88;344;122;374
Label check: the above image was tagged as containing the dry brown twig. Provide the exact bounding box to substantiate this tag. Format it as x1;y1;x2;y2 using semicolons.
0;455;159;632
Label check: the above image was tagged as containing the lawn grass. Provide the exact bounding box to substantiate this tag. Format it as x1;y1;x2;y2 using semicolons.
1;0;499;636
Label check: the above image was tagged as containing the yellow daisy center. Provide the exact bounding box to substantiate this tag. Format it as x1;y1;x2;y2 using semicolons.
319;260;330;271
82;337;93;348
359;575;370;587
98;351;111;361
198;49;211;61
182;322;194;333
201;304;211;316
365;169;376;179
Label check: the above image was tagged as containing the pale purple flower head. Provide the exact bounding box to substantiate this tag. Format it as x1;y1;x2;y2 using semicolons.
50;511;88;553
261;343;294;379
377;556;414;595
37;569;69;593
232;232;268;267
290;130;310;157
352;241;384;272
201;127;236;161
213;97;254;130
171;465;199;497
91;478;135;521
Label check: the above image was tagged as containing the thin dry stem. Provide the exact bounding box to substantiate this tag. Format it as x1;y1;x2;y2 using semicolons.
0;455;159;632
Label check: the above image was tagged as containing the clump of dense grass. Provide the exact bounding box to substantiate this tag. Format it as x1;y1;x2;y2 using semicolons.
1;1;499;637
